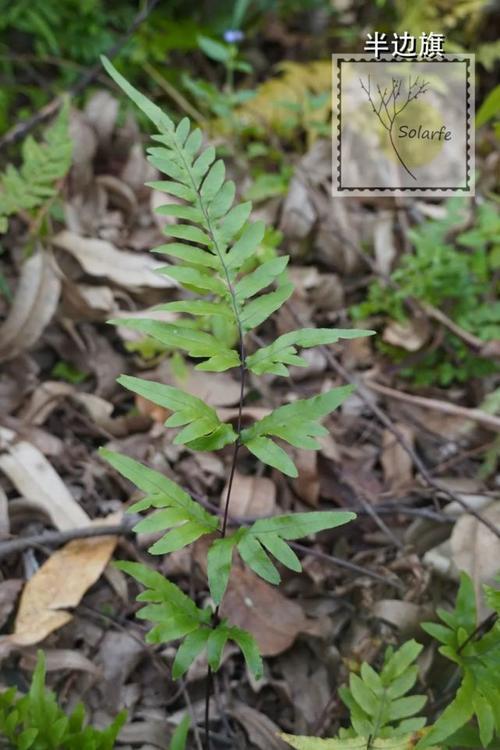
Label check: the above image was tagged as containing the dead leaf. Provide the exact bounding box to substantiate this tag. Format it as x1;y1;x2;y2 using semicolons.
280;177;316;239
450;502;500;618
84;91;119;143
373;211;396;276
96;631;144;711
0;249;61;362
228;703;289;750
0;427;89;530
68;111;98;192
20;381;73;425
0;486;9;536
52;230;174;290
96;174;138;217
61;281;116;320
292;450;320;507
383;318;430;352
121;142;158;194
372;599;430;638
0;580;23;628
381;424;414;492
4;514;119;646
20;648;101;676
220;563;308;656
221;472;276;519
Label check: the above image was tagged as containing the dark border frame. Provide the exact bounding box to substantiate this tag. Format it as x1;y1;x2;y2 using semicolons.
335;57;471;193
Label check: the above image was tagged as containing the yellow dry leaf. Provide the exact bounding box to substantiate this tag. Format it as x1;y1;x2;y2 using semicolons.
6;515;120;646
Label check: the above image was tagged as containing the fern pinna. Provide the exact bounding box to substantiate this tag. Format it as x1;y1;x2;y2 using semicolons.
100;57;372;745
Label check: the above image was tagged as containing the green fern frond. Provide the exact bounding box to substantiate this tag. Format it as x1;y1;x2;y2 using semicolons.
100;57;368;693
0;100;72;231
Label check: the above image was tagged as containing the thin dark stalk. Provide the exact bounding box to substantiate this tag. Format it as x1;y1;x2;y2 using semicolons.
204;328;246;750
456;612;498;654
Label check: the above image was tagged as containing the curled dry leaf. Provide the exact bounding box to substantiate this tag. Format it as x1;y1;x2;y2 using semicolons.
382;318;430;352
20;648;101;676
279;177;316;240
228;703;290;750
61;281;116;320
3;513;120;647
381;423;414;493
84;90;119;143
0;580;23;628
292;449;320;507
0;427;89;530
373;210;396;276
221;472;276;519
0;249;61;363
52;230;174;290
220;564;309;656
450;502;500;618
96;174;138;217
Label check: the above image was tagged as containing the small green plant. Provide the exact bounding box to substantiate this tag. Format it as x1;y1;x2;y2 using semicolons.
0;100;72;234
351;199;500;387
99;57;372;747
0;651;125;750
280;573;500;750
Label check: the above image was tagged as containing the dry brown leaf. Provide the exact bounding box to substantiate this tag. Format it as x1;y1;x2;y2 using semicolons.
20;648;101;676
0;249;61;362
0;485;9;536
381;423;414;492
221;472;276;519
373;211;396;276
372;599;429;638
4;515;120;646
96;174;138;217
292;449;320;507
280;177;316;239
220;564;308;656
52;230;174;290
0;580;23;628
383;318;430;352
228;703;289;750
450;502;500;617
61;281;116;320
0;427;89;530
84;91;119;142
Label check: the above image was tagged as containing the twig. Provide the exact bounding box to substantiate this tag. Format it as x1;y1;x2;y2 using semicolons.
0;0;161;151
0;520;135;559
291;542;404;591
365;379;500;434
142;62;206;126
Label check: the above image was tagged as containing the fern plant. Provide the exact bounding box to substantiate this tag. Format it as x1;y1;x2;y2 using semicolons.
99;56;372;747
280;573;500;750
0;100;72;234
0;651;125;750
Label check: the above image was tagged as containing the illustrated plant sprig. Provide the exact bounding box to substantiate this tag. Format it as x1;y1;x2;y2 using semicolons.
100;56;373;749
359;75;429;180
